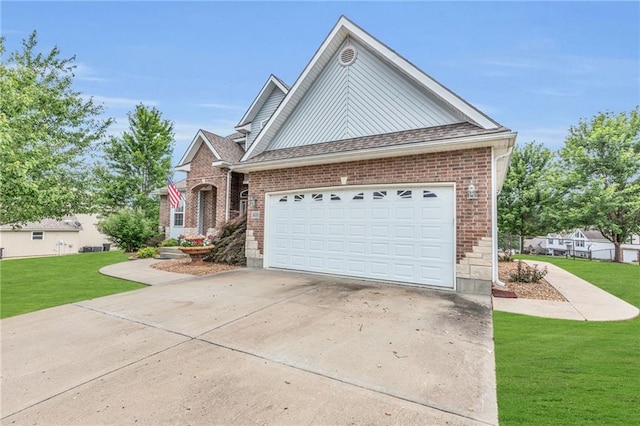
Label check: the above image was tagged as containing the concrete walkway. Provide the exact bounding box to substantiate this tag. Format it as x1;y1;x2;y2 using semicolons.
99;258;194;286
493;260;639;321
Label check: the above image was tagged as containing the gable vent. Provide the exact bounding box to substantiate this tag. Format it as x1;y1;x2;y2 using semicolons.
339;46;357;66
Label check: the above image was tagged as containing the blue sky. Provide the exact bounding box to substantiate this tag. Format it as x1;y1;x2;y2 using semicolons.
3;1;639;167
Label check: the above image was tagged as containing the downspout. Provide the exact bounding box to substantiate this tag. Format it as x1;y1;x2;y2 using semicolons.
225;168;232;222
492;147;513;287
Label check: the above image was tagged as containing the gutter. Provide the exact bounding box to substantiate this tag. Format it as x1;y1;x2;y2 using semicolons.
233;131;517;173
492;145;515;287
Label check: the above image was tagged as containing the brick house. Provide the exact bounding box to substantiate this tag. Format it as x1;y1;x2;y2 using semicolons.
159;16;515;293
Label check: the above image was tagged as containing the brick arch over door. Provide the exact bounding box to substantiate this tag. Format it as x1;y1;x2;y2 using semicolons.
186;184;218;235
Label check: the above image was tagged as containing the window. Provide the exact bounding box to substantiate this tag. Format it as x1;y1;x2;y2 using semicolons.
173;204;184;227
312;193;323;201
32;231;44;240
423;190;437;198
279;196;288;203
352;193;364;200
548;238;553;245
397;190;412;199
373;191;387;200
294;194;305;202
575;240;585;248
330;194;341;201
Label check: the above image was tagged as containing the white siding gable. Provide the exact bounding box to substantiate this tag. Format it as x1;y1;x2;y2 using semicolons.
246;87;287;148
267;39;465;151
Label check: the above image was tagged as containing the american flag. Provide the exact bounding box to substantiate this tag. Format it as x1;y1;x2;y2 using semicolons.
167;178;183;209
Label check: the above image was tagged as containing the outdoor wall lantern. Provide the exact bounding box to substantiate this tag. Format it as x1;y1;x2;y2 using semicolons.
467;184;477;200
250;196;258;208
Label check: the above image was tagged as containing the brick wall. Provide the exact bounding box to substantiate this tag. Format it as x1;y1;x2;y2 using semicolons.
247;147;492;262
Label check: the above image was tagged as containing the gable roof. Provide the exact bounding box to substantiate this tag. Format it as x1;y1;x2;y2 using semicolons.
235;75;289;129
240;123;508;166
176;129;245;169
242;16;502;162
0;216;83;231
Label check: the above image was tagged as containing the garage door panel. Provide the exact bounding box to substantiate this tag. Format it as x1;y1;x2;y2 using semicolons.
348;241;366;254
370;225;389;238
309;224;324;235
372;208;390;219
348;224;366;237
326;258;344;271
327;224;344;235
395;243;415;258
394;225;414;239
267;186;455;288
309;239;324;251
349;208;366;220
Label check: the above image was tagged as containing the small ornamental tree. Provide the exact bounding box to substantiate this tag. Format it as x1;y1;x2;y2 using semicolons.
95;104;174;219
97;209;159;252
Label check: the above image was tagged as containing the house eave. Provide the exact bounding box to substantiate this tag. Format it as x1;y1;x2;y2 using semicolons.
175;164;191;172
233;132;517;173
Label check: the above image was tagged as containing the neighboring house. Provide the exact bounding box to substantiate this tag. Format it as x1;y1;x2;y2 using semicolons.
0;214;110;258
524;229;640;263
157;16;517;293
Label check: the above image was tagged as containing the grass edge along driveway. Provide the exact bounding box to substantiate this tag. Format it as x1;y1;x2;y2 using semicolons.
0;251;145;319
494;256;639;425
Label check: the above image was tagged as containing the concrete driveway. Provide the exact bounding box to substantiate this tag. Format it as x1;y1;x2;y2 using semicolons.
1;269;497;425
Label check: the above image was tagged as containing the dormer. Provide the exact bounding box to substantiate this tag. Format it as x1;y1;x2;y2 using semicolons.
235;75;289;150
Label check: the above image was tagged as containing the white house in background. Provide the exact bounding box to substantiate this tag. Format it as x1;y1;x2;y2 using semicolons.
524;228;640;263
0;214;111;259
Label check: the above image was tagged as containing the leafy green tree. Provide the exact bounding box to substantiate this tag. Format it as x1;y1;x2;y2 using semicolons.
498;141;555;252
557;109;640;262
97;208;158;252
96;104;174;219
0;32;111;225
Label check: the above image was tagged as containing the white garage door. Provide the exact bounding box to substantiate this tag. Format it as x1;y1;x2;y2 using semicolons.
266;186;455;288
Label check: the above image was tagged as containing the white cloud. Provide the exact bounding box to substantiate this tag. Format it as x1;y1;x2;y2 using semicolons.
73;63;109;82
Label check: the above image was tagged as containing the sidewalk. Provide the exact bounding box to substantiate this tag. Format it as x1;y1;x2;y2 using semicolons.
492;260;639;321
99;258;194;286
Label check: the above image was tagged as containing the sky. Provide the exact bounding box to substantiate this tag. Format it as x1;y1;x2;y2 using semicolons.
2;1;639;169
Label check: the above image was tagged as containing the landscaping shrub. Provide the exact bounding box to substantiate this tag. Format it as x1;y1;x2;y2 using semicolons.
97;208;157;252
136;247;158;258
509;260;548;283
145;234;166;247
160;238;179;247
205;216;246;265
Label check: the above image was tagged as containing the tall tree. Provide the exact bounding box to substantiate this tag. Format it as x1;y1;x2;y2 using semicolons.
498;141;555;252
557;109;640;262
0;32;111;225
96;104;174;219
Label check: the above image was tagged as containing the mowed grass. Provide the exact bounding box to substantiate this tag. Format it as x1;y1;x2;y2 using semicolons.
0;251;145;319
494;256;640;425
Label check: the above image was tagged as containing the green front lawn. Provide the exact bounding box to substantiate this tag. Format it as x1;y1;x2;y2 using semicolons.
0;251;145;319
494;256;639;425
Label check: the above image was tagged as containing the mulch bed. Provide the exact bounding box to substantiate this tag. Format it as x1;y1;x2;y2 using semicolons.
496;261;567;301
151;258;241;276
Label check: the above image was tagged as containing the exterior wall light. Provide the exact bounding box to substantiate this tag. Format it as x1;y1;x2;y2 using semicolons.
250;196;258;208
467;184;477;200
